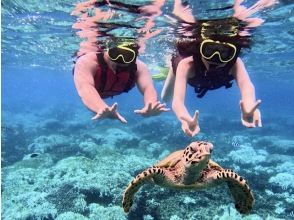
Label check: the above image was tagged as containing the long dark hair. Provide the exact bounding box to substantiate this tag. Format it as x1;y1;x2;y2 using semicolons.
176;17;252;56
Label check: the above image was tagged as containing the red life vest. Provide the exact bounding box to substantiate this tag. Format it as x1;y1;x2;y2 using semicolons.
94;53;137;99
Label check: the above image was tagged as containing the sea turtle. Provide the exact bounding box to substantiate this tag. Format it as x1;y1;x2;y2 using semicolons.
122;141;254;214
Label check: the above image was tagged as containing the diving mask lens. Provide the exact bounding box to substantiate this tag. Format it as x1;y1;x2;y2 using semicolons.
200;40;236;63
108;43;138;64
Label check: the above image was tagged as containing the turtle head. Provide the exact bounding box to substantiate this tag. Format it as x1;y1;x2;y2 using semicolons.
181;141;213;184
182;141;213;169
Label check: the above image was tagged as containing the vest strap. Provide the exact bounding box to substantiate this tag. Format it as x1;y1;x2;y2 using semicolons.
96;53;108;93
96;53;137;95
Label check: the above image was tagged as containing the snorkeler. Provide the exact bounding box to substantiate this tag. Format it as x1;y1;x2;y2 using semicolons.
161;19;262;137
74;39;169;123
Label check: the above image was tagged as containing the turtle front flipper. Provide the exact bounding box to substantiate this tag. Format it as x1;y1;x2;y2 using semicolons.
216;169;254;214
122;166;165;213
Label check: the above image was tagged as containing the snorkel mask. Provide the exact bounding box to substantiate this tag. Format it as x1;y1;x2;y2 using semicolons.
200;39;237;63
107;41;139;65
198;18;241;64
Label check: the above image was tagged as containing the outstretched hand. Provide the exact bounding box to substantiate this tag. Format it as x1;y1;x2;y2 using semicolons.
134;101;170;117
240;100;262;128
92;103;127;124
180;110;200;137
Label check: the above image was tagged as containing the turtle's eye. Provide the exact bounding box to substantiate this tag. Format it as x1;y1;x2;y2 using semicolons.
189;148;198;156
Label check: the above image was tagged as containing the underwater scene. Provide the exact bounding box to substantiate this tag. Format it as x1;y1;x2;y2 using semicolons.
1;0;294;219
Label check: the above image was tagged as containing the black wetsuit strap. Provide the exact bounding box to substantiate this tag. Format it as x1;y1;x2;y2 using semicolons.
97;53;108;93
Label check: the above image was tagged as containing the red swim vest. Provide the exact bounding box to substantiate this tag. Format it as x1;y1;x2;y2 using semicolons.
94;53;137;99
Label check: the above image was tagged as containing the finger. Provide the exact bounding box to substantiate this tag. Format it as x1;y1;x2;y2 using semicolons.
134;109;143;114
186;129;193;137
183;128;192;137
116;112;127;124
110;103;118;112
147;102;152;111
192;110;199;123
153;101;161;110
159;107;170;112
254;119;259;127
181;124;191;137
156;103;166;109
191;128;200;137
92;113;102;120
255;113;262;127
258;118;262;127
241;119;255;128
249;100;261;114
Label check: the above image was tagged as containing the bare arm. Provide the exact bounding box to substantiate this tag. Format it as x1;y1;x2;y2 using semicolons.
161;67;176;102
232;57;262;127
233;58;256;106
172;57;193;121
73;53;107;113
134;59;170;116
136;59;158;105
172;56;200;136
173;0;196;23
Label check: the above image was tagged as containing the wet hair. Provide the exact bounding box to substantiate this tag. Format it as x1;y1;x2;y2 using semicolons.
106;37;139;50
175;18;252;57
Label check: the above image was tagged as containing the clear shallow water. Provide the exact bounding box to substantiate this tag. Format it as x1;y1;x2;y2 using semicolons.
2;1;294;220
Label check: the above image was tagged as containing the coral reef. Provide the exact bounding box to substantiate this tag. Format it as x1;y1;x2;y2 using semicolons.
2;110;294;219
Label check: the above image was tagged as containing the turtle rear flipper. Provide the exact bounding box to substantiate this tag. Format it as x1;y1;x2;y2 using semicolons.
122;166;166;213
217;170;254;214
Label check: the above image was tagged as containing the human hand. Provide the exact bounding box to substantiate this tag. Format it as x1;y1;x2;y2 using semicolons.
92;103;127;124
180;110;200;137
134;101;170;117
240;100;262;128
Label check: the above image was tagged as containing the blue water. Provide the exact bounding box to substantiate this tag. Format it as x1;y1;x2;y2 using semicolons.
2;1;294;220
